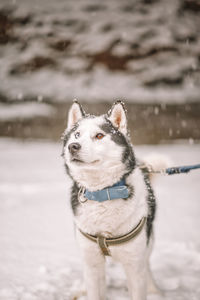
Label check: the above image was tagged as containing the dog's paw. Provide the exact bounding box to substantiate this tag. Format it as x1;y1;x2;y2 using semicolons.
147;271;164;296
69;280;86;300
148;284;164;296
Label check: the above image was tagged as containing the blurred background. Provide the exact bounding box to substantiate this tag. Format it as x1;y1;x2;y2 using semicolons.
0;0;200;143
0;1;200;300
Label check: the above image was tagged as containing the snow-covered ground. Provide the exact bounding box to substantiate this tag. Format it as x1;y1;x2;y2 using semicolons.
0;138;199;300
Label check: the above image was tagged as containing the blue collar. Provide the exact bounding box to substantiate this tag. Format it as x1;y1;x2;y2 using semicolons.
84;178;129;202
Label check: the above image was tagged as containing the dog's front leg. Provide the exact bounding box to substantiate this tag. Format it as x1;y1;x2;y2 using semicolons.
83;255;106;300
77;231;106;300
123;262;147;300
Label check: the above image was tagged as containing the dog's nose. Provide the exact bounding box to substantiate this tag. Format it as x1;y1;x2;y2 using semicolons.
68;142;81;154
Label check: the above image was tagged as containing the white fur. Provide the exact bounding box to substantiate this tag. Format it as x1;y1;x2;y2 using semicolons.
73;168;153;300
64;103;159;300
76;168;147;238
141;153;172;182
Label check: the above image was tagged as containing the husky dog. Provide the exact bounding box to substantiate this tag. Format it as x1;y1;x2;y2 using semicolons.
62;101;160;300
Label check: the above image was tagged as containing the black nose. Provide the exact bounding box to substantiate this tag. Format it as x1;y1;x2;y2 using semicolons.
68;142;81;154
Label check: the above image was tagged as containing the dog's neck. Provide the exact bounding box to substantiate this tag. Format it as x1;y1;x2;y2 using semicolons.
70;162;127;191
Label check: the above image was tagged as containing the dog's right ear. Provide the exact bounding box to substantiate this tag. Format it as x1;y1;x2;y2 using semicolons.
67;101;85;131
107;101;127;135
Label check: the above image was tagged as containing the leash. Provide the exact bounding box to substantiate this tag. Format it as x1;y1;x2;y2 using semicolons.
165;164;200;175
140;163;200;175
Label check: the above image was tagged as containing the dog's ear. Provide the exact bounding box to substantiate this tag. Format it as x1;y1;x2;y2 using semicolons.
67;100;85;131
107;101;127;135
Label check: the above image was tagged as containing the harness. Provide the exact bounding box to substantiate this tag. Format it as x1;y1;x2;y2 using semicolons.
77;176;146;256
79;217;146;256
77;162;200;256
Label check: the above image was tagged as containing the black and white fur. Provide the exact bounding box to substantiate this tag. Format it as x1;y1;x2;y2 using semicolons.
62;101;160;300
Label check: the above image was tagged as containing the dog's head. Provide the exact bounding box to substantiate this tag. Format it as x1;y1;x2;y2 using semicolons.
62;101;135;190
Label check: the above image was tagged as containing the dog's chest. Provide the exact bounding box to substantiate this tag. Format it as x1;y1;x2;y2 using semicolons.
75;198;137;238
74;169;148;238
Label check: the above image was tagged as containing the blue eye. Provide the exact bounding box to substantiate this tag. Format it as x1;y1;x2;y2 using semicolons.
96;133;104;140
75;132;80;139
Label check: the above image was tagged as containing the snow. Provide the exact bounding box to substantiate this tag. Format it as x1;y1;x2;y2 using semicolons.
0;138;200;299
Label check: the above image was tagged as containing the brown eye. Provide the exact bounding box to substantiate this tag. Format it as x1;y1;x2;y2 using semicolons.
96;133;104;140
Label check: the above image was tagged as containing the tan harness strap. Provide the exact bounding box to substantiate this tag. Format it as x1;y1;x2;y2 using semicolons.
97;236;111;256
106;217;146;245
78;217;146;256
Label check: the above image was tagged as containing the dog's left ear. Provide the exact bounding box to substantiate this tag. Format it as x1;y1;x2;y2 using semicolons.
107;101;127;135
67;100;85;131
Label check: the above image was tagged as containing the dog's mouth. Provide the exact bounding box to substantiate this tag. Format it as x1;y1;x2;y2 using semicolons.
71;157;99;165
71;158;84;163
